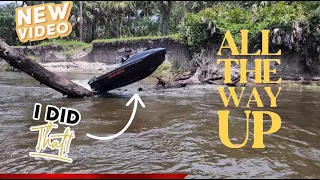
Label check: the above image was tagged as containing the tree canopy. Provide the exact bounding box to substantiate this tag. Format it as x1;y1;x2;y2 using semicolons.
0;1;319;50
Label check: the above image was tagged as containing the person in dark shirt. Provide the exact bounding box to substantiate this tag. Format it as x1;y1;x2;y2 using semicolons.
121;49;133;64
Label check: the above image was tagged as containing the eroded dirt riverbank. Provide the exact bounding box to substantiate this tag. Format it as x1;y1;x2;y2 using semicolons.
35;61;320;89
40;61;119;74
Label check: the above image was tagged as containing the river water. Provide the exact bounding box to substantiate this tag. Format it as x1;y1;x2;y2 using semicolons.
0;71;319;178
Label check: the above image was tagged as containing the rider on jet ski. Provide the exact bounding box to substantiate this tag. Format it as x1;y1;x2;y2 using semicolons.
120;47;156;64
120;49;133;64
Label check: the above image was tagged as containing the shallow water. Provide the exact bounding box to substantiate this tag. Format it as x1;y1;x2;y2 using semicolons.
0;71;319;178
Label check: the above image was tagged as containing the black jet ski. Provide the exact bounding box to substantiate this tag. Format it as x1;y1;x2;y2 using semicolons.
88;47;166;94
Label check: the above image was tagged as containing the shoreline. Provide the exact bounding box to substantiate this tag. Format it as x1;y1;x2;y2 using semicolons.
40;61;119;74
1;60;320;89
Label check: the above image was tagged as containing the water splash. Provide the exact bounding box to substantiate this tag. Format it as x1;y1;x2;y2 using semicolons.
72;79;92;91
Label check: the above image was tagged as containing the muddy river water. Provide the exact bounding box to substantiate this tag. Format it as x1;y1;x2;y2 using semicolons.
0;71;319;178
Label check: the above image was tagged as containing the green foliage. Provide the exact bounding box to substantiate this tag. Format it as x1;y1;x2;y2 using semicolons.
0;1;222;45
92;34;178;44
167;2;185;34
151;60;173;78
179;3;255;53
27;55;40;63
179;13;206;53
308;6;320;36
36;39;91;49
136;16;161;36
253;2;304;31
0;3;17;45
179;1;320;53
3;64;12;72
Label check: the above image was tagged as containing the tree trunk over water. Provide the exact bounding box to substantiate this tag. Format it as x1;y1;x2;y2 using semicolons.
0;41;93;98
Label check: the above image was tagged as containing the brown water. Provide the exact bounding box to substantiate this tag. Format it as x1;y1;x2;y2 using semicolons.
0;71;319;178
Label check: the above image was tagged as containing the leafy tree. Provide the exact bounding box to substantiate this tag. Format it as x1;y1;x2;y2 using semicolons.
0;3;18;45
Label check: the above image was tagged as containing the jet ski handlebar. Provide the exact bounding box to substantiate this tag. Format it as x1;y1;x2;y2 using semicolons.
144;46;157;51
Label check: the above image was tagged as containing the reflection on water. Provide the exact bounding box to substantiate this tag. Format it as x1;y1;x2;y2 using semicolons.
0;72;319;178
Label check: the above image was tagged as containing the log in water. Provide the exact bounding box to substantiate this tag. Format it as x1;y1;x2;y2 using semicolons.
0;41;92;98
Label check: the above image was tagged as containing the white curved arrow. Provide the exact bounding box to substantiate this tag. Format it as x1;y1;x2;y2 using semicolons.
86;94;145;140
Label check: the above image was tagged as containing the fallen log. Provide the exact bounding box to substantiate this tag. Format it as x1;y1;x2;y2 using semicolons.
155;67;202;89
155;77;188;89
0;41;93;98
202;76;223;84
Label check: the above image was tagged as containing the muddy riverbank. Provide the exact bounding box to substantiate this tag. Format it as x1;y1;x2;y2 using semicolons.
7;36;320;80
40;61;119;74
1;36;320;88
2;59;320;90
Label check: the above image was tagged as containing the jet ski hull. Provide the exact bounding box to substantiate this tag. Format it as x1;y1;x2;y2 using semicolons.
88;48;166;93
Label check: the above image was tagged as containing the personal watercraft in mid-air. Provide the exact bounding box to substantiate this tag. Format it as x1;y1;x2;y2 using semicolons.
88;47;166;94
